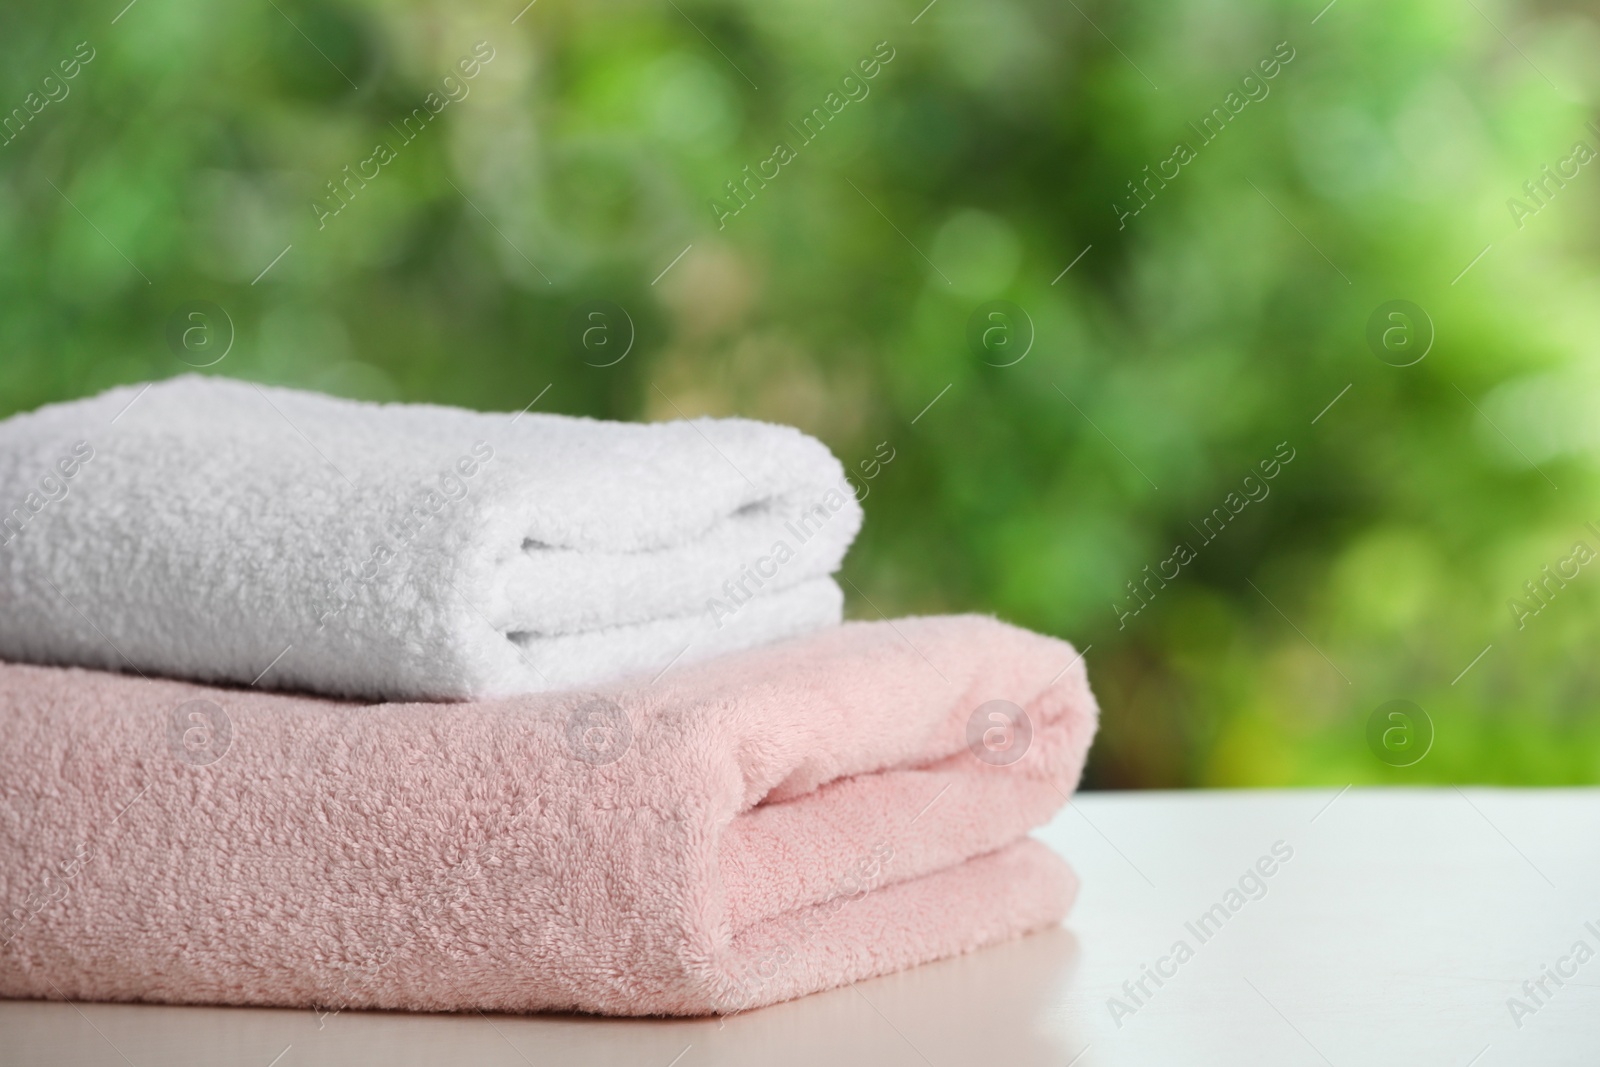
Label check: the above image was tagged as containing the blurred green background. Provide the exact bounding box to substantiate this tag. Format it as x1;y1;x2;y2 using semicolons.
3;0;1599;787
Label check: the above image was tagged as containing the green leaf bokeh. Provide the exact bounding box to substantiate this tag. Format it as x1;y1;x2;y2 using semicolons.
4;0;1599;786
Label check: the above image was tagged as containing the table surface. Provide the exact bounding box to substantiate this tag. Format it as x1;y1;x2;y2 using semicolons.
3;788;1595;1066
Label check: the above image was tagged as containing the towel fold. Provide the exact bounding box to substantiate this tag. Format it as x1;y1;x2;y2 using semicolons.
0;614;1098;1015
0;376;861;701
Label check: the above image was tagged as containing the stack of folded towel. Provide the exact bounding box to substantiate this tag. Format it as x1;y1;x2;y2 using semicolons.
0;376;1098;1015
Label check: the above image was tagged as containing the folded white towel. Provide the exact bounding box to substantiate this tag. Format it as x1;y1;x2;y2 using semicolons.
0;376;861;700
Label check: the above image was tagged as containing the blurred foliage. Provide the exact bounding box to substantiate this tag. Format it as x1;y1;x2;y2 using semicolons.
3;0;1600;787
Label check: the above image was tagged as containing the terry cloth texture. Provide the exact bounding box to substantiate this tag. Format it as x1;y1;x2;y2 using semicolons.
0;375;861;701
0;614;1098;1016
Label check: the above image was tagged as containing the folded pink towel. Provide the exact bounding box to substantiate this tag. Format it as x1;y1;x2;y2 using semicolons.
0;615;1097;1015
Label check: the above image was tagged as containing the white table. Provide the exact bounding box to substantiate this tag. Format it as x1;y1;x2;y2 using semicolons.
4;788;1595;1066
